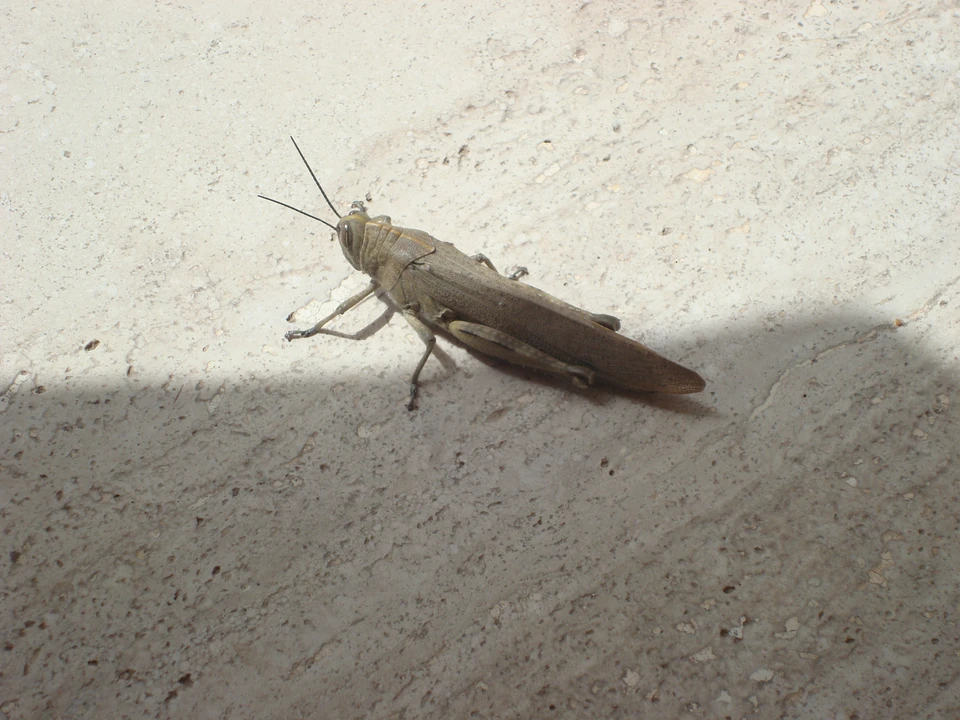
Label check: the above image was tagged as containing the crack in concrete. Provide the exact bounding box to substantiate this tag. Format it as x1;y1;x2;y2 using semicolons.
750;274;960;421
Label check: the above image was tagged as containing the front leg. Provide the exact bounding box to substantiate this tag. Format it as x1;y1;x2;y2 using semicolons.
285;281;377;341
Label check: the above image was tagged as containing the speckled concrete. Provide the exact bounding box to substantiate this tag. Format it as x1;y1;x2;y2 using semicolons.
2;2;959;718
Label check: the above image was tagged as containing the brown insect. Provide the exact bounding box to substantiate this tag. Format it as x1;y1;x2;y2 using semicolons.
261;138;705;409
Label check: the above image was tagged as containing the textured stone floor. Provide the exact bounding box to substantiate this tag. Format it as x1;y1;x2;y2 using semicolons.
3;2;959;718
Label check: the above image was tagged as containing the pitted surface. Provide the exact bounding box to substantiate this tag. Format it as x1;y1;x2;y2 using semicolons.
2;2;959;718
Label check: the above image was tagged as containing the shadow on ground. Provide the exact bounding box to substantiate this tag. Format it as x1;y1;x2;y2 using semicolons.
2;306;957;718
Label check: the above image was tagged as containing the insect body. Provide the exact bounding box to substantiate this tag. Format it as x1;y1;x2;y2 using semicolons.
261;138;705;409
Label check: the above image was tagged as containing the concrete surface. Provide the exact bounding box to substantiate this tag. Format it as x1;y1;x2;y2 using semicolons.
2;1;959;718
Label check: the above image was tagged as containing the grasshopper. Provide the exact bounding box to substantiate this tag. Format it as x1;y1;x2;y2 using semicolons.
261;137;705;409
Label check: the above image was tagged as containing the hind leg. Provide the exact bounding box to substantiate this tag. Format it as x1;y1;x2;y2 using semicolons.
447;320;596;388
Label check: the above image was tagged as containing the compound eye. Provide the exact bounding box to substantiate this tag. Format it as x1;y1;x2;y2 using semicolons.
339;223;352;248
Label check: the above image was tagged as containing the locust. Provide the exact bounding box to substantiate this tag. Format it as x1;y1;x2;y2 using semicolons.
260;137;706;409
